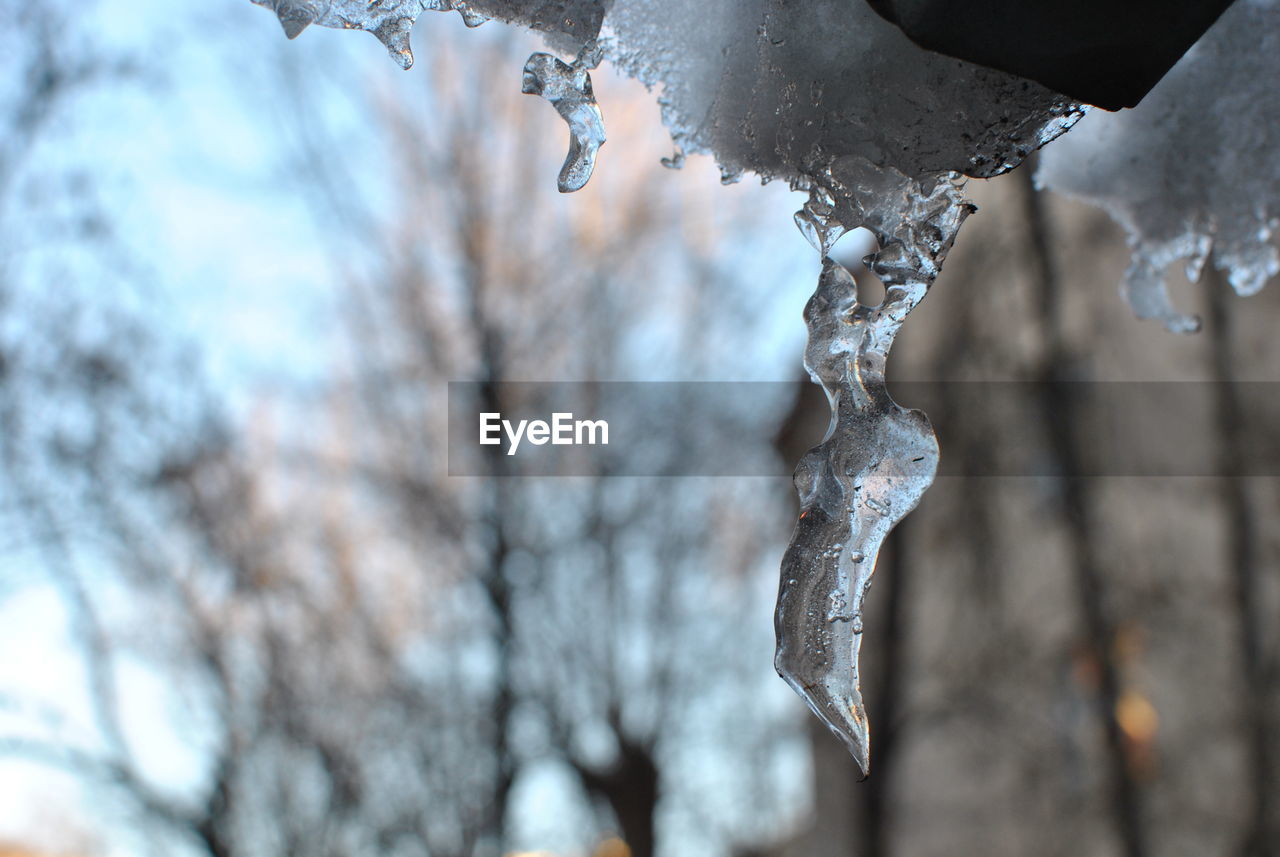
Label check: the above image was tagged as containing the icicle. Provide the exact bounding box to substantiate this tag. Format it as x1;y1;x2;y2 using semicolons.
775;168;972;775
521;48;606;193
376;18;418;69
270;0;329;39
794;186;847;256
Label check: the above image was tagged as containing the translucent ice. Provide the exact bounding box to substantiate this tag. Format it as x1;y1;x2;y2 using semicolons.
521;50;606;192
1038;0;1280;331
250;0;603;69
795;186;848;257
776;170;972;774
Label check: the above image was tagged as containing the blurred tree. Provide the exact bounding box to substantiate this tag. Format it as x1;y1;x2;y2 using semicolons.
2;12;804;857
4;5;1276;857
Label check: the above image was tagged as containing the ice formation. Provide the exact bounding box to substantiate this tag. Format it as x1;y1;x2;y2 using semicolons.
248;0;1090;773
774;163;979;771
521;49;606;192
251;0;603;67
1038;0;1280;332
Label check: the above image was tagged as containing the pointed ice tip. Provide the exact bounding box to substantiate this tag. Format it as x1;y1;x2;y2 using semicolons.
777;662;872;775
375;22;415;69
849;724;871;779
382;37;414;69
392;48;415;70
815;694;871;777
275;6;315;39
817;700;871;776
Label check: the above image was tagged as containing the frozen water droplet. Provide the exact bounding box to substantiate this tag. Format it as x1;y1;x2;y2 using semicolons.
865;497;890;517
719;166;743;185
522;52;606;193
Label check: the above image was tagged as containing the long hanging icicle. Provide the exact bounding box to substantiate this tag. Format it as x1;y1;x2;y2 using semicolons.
775;167;972;775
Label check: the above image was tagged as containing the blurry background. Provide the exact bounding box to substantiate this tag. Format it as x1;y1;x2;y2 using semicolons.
0;2;1276;857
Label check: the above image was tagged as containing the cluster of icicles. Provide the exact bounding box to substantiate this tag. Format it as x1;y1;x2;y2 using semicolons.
255;0;987;775
257;1;606;194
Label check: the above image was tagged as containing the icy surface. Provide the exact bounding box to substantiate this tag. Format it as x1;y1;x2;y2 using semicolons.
1038;0;1280;332
521;50;606;192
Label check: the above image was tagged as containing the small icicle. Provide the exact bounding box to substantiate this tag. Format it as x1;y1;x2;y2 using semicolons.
271;0;328;39
521;49;606;193
376;18;416;70
794;185;848;256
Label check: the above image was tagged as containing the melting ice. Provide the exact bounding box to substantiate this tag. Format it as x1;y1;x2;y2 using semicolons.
1038;0;1280;331
255;0;1280;777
